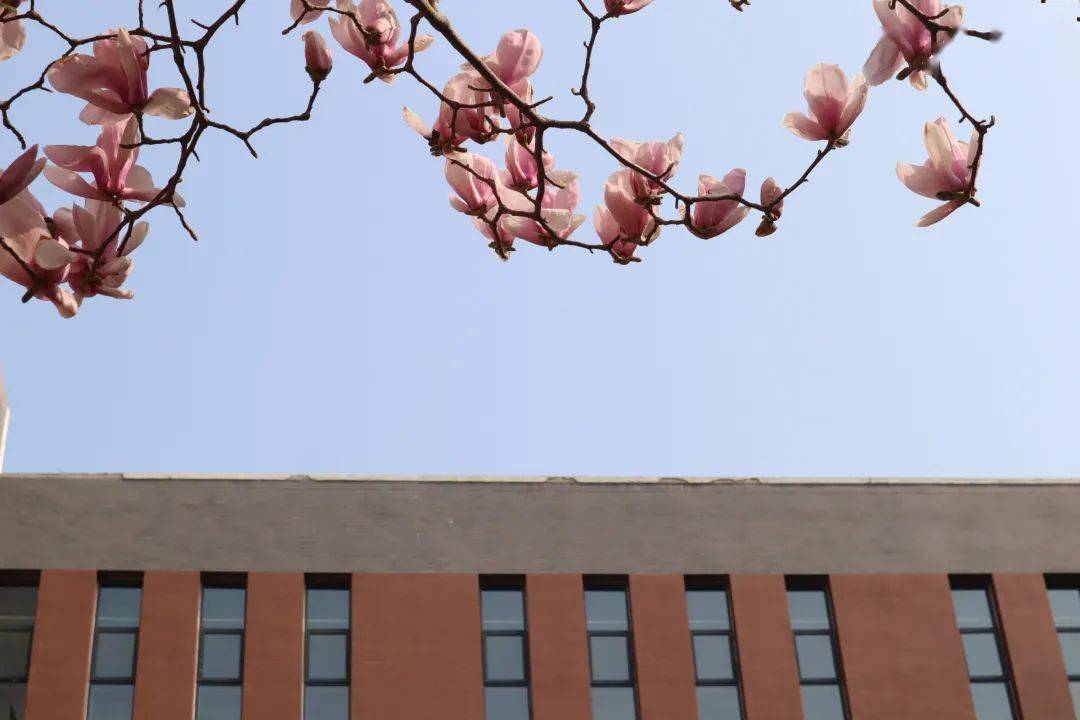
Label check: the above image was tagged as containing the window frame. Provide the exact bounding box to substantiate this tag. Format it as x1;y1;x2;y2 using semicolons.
785;576;850;720
480;576;532;720
950;575;1020;720
89;574;142;688
1046;575;1080;687
303;574;351;718
685;577;744;720
0;573;38;687
196;574;247;694
584;576;639;719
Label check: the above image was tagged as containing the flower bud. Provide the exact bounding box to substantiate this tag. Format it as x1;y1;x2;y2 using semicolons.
303;31;333;83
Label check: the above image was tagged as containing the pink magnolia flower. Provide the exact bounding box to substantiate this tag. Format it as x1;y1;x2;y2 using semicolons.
485;30;543;89
446;152;500;216
504;172;585;247
47;27;193;125
610;133;685;200
53;200;145;301
329;0;433;82
756;177;784;237
290;0;330;24
404;72;499;153
0;144;45;206
602;169;660;245
594;206;640;264
689;170;750;239
864;0;964;90
897;117;976;227
303;30;333;82
473;216;517;256
604;0;655;17
1;1;25;62
0;185;78;317
500;136;554;191
783;64;868;145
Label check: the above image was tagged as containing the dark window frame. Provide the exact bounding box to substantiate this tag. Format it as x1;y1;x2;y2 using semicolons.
480;575;532;709
685;576;745;720
303;574;351;716
197;574;247;694
89;574;142;688
0;573;37;686
950;576;1020;719
785;576;851;719
584;576;640;718
1045;575;1080;685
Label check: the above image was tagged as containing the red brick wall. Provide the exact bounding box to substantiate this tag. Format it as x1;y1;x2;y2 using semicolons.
132;571;200;720
629;575;698;720
526;574;592;720
242;573;304;720
730;574;803;720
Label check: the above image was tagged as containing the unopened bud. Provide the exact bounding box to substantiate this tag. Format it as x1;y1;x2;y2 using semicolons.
303;31;333;83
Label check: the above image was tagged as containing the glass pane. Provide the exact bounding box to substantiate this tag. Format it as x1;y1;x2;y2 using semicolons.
308;633;347;682
1069;682;1080;720
202;589;246;630
484;687;530;720
1060;632;1080;676
953;589;993;630
687;590;730;631
970;682;1015;720
484;634;525;682
1049;590;1080;629
307;589;349;630
88;684;134;720
0;685;27;720
586;590;628;631
962;633;1003;678
693;634;733;681
591;687;637;720
304;686;349;720
0;588;36;629
590;635;631;683
482;590;525;631
97;588;142;628
801;685;845;720
787;591;830;631
201;633;242;681
795;635;836;681
696;686;741;720
0;629;31;678
196;685;242;720
93;631;136;679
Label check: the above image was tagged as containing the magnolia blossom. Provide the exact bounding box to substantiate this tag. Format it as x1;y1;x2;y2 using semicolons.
504;172;585;247
446;152;500;216
290;0;330;24
47;28;193;124
864;0;964;90
53;200;145;300
473;215;517;255
756;177;784;237
602;169;660;247
404;71;499;153
303;30;333;82
784;64;868;145
897;117;976;227
1;1;25;62
500;136;553;191
44;119;180;205
689;170;750;239
604;0;655;17
610;133;684;200
329;0;433;82
0;183;78;317
0;144;44;206
485;30;543;90
594;206;639;264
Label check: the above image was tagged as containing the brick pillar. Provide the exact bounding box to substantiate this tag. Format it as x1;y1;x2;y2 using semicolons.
830;574;975;720
242;573;304;720
526;574;592;720
729;575;802;720
629;575;698;720
132;571;200;720
993;574;1075;720
352;574;483;720
24;570;97;720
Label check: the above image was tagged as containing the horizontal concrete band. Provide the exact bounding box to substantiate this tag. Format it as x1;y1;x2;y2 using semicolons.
1;475;1079;572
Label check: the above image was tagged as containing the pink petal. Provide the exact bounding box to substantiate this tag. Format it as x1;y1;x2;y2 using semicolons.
916;200;964;227
863;36;903;86
144;88;194;119
43;166;110;201
783;112;827;141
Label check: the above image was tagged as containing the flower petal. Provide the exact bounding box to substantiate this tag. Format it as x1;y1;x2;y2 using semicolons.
144;88;194;119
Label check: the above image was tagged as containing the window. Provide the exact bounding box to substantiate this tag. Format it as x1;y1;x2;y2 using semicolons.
951;578;1017;720
88;577;142;720
786;578;848;720
585;580;637;720
481;578;530;720
305;579;349;720
0;574;37;720
686;580;742;720
196;577;246;720
1046;577;1080;719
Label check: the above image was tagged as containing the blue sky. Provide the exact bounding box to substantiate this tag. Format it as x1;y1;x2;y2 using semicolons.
1;1;1077;475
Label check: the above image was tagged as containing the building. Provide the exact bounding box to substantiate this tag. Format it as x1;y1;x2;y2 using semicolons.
0;473;1078;720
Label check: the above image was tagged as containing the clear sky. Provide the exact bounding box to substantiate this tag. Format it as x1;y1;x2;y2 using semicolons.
0;1;1077;475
